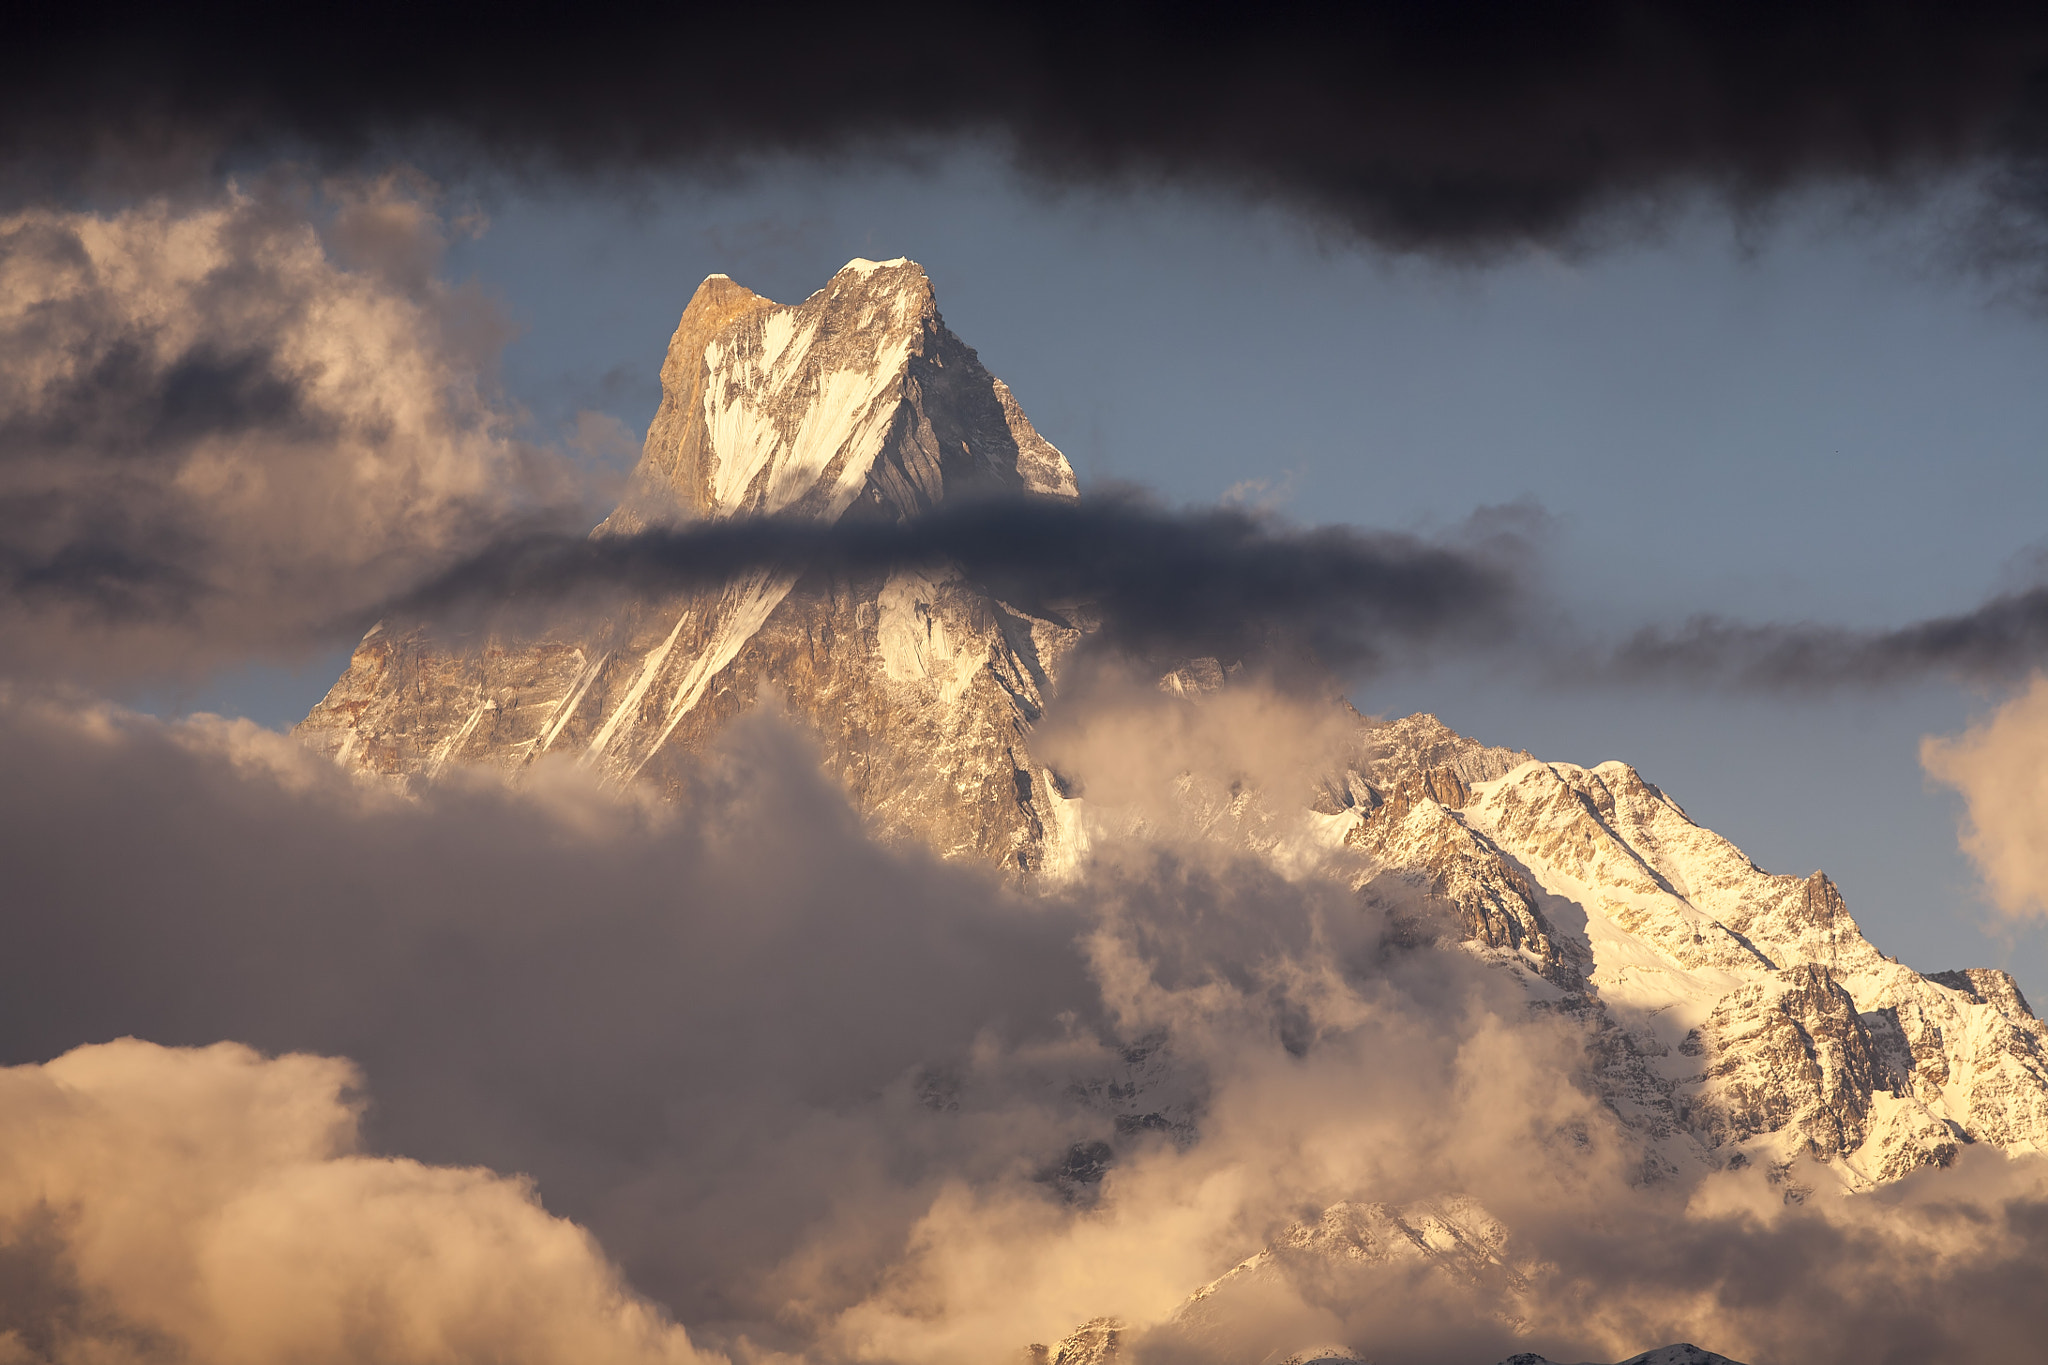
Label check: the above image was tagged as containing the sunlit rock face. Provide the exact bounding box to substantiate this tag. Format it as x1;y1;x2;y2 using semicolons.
599;262;1075;532
1338;726;2048;1191
299;258;1086;875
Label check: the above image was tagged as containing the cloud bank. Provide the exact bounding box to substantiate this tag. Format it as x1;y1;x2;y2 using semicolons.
10;3;2048;255
0;686;1103;1353
391;494;1530;683
0;1038;714;1365
3;682;2048;1364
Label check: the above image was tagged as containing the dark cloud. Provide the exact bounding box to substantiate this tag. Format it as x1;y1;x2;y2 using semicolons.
0;341;321;456
382;491;1529;681
8;3;2048;251
1607;585;2048;688
385;494;2048;696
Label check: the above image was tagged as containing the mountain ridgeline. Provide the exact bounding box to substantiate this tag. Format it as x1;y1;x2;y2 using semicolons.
302;259;1083;873
297;259;2046;1365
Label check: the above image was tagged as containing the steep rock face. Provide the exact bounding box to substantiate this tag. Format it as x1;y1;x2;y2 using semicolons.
1351;770;1584;989
1901;967;2048;1151
1230;707;2048;1189
1033;1318;1121;1365
1692;963;1881;1159
1362;712;1532;788
1316;738;2048;1189
299;259;1085;874
601;260;1074;532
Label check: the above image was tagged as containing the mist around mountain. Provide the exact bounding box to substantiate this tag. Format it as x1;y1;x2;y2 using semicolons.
3;253;2047;1365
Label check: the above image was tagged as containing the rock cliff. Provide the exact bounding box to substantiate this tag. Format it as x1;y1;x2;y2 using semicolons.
1340;731;2048;1190
299;258;1085;874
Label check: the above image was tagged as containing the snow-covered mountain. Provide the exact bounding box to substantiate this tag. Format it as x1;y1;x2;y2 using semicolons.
297;257;2047;1363
1338;716;2048;1192
1030;703;2045;1364
300;258;1085;874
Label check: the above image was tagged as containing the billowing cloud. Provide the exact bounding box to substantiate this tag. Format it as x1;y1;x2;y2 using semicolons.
0;680;1629;1363
0;1037;714;1365
0;178;583;679
0;686;1103;1349
9;5;2048;255
3;681;2048;1364
1922;673;2048;919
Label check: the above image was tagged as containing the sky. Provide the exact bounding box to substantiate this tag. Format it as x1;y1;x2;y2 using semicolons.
16;6;2048;1363
169;153;2048;995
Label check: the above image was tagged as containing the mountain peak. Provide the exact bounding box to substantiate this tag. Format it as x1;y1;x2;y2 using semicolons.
838;254;915;276
601;255;1069;534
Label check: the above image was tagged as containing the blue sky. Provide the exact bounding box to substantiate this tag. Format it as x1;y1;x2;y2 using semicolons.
177;151;2048;994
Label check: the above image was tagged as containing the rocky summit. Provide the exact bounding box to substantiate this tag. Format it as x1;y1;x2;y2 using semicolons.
300;258;1085;874
298;257;2048;1362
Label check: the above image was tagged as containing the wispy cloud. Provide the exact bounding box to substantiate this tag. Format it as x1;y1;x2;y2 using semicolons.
1607;588;2048;689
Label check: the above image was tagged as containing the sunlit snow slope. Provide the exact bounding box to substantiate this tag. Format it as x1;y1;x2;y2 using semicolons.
299;258;1085;874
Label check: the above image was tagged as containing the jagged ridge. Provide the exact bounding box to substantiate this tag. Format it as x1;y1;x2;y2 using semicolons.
300;258;1086;873
1344;723;2048;1189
